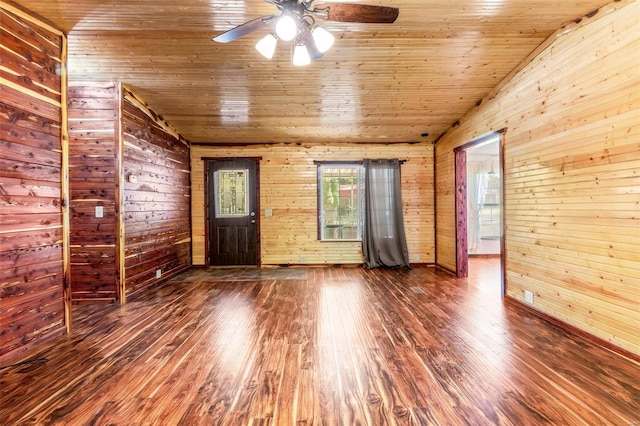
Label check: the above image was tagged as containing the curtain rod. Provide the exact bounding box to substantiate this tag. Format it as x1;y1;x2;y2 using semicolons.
313;159;407;165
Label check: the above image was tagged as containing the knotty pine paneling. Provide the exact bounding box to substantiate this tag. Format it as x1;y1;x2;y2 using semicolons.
191;144;434;266
12;0;612;146
435;1;640;355
67;82;118;302
0;2;66;364
121;88;191;298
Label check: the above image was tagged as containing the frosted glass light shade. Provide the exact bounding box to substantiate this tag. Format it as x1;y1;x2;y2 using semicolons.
275;15;297;41
312;27;335;53
256;33;278;59
293;44;311;66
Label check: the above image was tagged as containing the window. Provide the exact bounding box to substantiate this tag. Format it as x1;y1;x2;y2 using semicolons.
214;169;249;217
479;170;501;238
317;163;365;240
367;166;396;239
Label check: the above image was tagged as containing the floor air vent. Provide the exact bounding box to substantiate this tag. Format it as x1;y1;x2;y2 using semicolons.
410;286;425;294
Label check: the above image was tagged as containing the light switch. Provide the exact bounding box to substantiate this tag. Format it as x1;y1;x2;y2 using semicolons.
95;206;104;218
265;208;273;217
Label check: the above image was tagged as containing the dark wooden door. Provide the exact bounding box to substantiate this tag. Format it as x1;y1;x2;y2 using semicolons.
207;159;259;266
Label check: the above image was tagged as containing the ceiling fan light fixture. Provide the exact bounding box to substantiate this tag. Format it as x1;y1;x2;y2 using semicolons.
311;26;335;53
292;44;311;66
212;2;399;66
275;15;298;41
256;33;278;59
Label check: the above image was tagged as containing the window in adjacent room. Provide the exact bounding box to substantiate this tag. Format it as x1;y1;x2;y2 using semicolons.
317;163;365;241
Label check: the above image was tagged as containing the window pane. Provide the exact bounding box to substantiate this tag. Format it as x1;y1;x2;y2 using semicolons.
369;168;395;238
214;169;249;217
318;165;364;240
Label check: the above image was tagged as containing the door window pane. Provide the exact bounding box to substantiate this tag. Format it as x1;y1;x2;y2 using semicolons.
215;169;249;217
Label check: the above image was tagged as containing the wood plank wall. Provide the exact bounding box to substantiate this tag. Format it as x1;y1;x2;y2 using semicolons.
191;144;434;266
0;2;67;364
435;0;640;355
66;83;191;302
67;82;119;302
121;87;191;298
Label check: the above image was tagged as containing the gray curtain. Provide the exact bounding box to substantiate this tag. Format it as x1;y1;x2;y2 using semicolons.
362;159;411;268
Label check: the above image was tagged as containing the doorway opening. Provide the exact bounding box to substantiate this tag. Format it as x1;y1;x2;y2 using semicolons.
454;131;505;295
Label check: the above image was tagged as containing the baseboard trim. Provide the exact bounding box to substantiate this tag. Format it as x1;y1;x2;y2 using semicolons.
71;298;116;305
505;296;640;364
193;263;438;269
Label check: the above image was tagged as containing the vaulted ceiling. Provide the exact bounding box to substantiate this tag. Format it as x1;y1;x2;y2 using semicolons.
13;0;610;144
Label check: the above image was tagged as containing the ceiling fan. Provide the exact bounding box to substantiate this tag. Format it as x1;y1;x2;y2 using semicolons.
212;0;399;66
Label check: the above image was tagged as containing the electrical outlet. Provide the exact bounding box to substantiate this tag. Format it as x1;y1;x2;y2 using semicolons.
412;254;420;262
524;290;534;304
299;256;306;263
156;269;162;279
95;206;104;218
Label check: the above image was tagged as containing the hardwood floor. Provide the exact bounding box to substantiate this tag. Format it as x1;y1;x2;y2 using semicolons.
1;260;639;425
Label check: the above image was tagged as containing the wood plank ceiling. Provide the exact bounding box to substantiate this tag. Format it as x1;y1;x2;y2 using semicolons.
12;0;611;144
